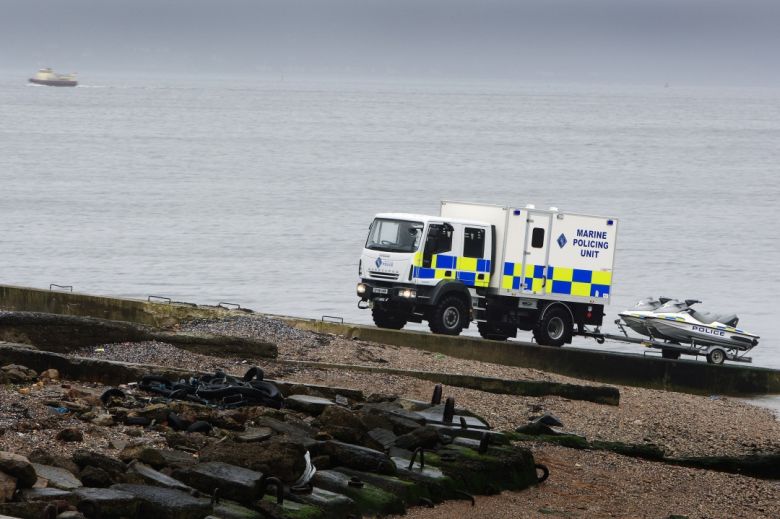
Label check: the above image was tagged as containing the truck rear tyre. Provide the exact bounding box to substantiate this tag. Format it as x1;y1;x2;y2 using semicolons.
429;295;467;335
477;321;510;341
372;307;407;330
533;306;572;347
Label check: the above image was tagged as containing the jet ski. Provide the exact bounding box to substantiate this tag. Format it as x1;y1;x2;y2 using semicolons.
619;297;695;341
619;298;759;350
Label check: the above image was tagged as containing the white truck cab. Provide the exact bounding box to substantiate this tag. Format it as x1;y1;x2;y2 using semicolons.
357;201;618;346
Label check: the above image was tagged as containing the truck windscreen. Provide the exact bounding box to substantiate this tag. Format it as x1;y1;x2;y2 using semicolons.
365;219;423;253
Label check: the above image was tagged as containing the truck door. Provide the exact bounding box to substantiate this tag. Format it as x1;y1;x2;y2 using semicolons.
521;211;552;295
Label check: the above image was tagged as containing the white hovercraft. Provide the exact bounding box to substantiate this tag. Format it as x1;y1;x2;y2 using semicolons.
610;297;760;364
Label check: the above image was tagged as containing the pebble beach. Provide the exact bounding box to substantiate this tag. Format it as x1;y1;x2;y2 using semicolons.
3;313;779;518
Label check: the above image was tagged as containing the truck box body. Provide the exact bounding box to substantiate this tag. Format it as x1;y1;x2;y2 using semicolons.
440;201;618;305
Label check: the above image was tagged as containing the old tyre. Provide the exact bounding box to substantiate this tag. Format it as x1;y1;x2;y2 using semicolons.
477;321;510;341
707;348;726;365
661;349;681;360
429;295;467;335
372;307;407;330
533;306;572;347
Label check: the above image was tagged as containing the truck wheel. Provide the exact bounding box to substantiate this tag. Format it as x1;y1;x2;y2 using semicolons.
372;307;407;330
533;306;572;347
477;321;509;341
429;295;467;335
706;348;726;365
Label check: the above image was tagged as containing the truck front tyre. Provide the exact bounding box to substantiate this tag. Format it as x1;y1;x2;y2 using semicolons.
477;321;510;341
533;307;572;347
429;295;467;336
371;307;407;330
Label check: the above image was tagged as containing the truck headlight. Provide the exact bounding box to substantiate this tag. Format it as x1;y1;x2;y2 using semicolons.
400;288;416;298
356;283;367;295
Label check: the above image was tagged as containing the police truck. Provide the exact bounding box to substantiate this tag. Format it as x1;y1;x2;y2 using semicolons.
356;201;618;346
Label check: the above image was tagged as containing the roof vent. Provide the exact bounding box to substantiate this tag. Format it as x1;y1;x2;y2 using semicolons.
525;204;535;209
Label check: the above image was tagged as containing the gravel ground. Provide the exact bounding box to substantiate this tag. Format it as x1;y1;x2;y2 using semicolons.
47;314;780;518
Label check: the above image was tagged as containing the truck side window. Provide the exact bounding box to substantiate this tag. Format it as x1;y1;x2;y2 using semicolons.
423;223;453;267
531;228;545;248
463;227;485;258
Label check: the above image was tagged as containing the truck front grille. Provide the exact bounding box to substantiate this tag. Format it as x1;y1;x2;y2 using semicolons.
369;271;399;280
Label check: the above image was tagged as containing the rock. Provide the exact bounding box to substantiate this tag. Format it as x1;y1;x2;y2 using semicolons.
127;461;193;493
312;441;397;475
54;511;85;519
0;471;16;502
212;500;265;519
1;364;38;383
533;413;564;427
367;428;397;451
199;439;306;484
27;449;80;475
393;425;441;451
118;445;167;469
252;415;315;441
32;464;82;490
134;403;172;423
156;450;199;470
312;470;406;516
79;466;114;488
286;485;358;518
91;414;115;427
56;428;84;442
165;431;212;452
235;427;273;443
0;451;37;488
111;484;211;519
72;450;127;478
285;394;335;415
18;487;74;503
319;406;366;444
175;461;265;505
73;487;139;518
514;421;561;436
39;368;60;381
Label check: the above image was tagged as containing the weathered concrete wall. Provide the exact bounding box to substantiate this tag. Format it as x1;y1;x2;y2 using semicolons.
0;312;277;358
0;284;229;328
280;359;620;405
283;318;780;396
2;284;778;396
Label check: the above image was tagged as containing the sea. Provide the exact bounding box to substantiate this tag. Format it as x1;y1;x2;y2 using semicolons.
1;75;779;380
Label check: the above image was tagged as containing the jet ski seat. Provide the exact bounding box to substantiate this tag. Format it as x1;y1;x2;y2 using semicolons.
690;310;739;327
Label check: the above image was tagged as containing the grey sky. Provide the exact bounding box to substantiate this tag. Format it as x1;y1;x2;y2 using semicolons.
2;0;779;84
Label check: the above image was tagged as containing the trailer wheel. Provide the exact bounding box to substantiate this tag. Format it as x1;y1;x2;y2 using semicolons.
372;307;407;330
429;295;467;335
533;306;572;347
661;349;680;360
477;321;509;341
707;348;726;365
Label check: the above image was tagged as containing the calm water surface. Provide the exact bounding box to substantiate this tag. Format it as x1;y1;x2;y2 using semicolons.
1;76;778;374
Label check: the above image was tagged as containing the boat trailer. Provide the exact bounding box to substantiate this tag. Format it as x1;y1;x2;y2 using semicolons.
583;320;753;365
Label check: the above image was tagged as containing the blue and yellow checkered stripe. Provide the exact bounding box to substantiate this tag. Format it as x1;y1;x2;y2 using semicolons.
502;263;611;298
413;254;491;287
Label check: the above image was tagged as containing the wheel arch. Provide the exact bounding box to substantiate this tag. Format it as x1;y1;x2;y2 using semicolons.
539;301;575;324
429;280;472;308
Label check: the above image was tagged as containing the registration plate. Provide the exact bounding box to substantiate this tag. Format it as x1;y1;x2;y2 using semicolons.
373;287;389;294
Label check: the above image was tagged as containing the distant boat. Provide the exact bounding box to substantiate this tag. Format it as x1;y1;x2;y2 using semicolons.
28;68;78;87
